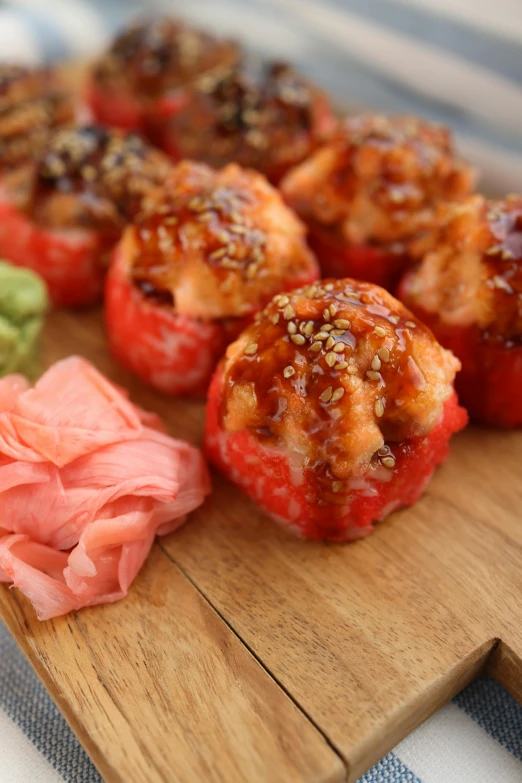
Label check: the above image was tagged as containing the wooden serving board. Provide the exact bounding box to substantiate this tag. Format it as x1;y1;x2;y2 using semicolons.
1;307;522;783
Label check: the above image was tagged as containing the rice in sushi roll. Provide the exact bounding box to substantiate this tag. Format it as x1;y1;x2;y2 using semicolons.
0;125;170;307
398;194;522;427
205;278;467;541
151;60;336;184
105;160;319;396
87;16;239;133
280;114;475;290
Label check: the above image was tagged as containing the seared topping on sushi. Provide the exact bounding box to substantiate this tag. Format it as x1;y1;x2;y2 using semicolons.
401;195;522;344
281;114;474;249
220;278;459;488
93;16;239;95
6;125;170;231
166;60;335;181
0;65;75;171
127;161;317;318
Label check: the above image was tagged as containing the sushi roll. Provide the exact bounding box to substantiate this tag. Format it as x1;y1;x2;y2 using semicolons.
398;194;522;428
205;278;467;541
0;260;49;378
280;114;475;290
87;16;239;133
105;160;319;396
0;125;170;307
152;60;336;184
0;64;76;175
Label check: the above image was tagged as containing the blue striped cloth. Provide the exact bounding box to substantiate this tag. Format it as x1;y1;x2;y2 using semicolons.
1;0;522;193
1;618;521;782
0;2;521;781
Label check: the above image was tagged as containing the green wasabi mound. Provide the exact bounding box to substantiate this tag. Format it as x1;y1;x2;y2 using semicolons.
0;261;49;378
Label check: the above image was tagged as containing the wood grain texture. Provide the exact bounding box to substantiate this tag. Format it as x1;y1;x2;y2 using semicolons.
169;434;522;780
0;310;344;783
1;307;521;783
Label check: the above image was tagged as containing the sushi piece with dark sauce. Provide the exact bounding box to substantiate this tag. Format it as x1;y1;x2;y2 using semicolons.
281;114;475;290
88;16;239;133
399;194;522;427
105;160;319;395
0;125;170;307
205;277;467;541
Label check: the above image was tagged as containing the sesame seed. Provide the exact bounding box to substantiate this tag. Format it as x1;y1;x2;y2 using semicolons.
329;304;337;316
210;248;227;259
485;246;500;256
303;321;314;336
314;332;329;341
283;304;296;320
230;224;247;234
377;446;389;456
322;324;334;332
291;334;306;345
331;387;345;403
381;456;396;469
389;190;406;204
371;355;382;371
347;366;358;375
320;387;333;403
310;341;322;352
389;315;400;324
331;329;346;336
278;296;290;307
374;326;386;337
324;283;335;291
333;343;345;353
244;343;258;355
405;321;417;328
283;366;295;378
325;352;337;367
335;361;348;370
326;336;335;349
378;347;390;363
332;480;343;493
246;264;258;279
366;370;381;381
271;313;280;325
502;250;513;260
493;275;511;291
323;309;331;321
374;399;385;418
245;129;268;149
334;319;350;329
287;321;297;334
252;245;265;263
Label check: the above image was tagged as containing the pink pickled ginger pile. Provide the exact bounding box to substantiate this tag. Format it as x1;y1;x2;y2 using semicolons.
0;357;210;619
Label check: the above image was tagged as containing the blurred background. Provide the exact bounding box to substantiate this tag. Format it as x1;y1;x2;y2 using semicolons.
0;0;521;192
